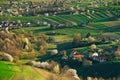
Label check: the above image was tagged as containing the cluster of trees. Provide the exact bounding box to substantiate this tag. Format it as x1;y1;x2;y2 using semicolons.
0;30;49;61
71;33;100;48
28;60;60;74
28;59;81;80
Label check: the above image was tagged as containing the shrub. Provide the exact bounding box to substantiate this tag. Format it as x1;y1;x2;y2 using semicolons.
36;39;48;54
66;69;77;76
20;52;37;59
40;34;48;42
73;34;81;46
61;50;68;59
82;59;92;66
87;77;92;80
0;32;14;40
28;61;37;66
40;62;49;69
66;69;80;80
88;36;96;42
90;44;97;50
53;64;60;74
2;53;13;62
61;65;69;74
6;50;19;57
49;61;58;70
115;45;120;60
0;52;4;60
51;49;58;55
34;62;41;68
47;75;62;80
28;61;50;69
0;39;4;51
86;33;91;38
13;56;19;63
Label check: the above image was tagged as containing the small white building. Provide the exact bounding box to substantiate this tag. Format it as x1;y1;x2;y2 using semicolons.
92;52;98;57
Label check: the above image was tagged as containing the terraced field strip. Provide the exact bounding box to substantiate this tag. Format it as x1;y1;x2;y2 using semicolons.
92;13;104;19
72;15;86;23
59;15;79;24
95;12;109;18
89;22;109;30
65;16;80;23
105;12;114;17
47;16;66;24
74;14;90;23
101;21;120;27
86;13;100;21
57;15;77;25
43;17;60;24
53;16;71;24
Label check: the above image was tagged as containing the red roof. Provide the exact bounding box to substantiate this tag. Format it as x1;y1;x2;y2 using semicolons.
73;54;84;59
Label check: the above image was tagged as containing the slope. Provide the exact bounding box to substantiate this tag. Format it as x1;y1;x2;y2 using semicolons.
0;61;62;80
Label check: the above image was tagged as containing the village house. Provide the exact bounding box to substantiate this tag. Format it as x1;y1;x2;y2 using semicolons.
73;53;84;60
91;52;111;62
71;50;84;60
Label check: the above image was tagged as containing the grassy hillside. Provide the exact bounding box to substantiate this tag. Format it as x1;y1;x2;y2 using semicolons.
0;61;13;80
0;61;54;80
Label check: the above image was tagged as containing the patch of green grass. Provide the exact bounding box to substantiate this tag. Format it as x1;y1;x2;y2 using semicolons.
116;32;120;35
13;25;100;35
0;61;13;80
91;22;108;30
101;21;120;27
0;61;47;80
12;26;50;34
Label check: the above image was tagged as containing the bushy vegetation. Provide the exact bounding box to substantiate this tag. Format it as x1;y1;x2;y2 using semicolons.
0;31;49;61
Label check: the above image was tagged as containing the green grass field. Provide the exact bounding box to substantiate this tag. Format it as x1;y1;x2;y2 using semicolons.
0;61;13;80
0;61;52;80
0;61;70;80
